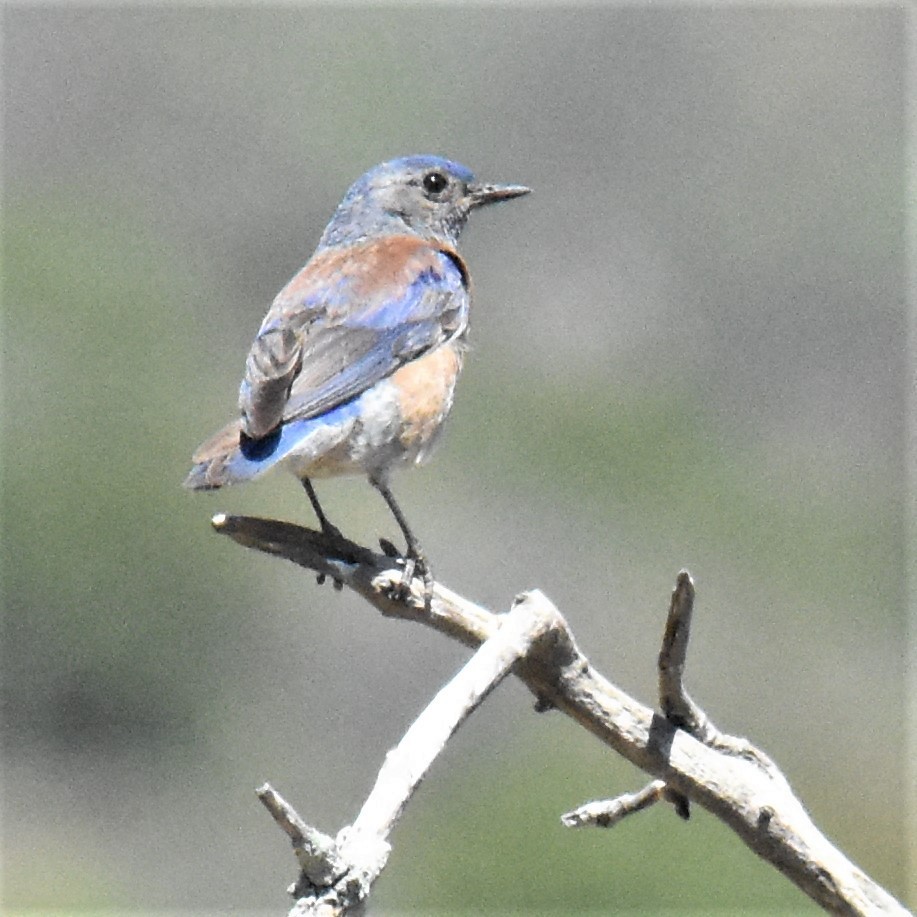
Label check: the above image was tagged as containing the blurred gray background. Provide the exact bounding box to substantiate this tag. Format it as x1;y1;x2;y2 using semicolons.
2;5;910;914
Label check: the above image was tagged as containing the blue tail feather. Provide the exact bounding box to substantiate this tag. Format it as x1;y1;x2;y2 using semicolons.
184;400;360;490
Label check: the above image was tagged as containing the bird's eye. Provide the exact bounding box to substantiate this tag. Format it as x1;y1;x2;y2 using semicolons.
422;171;449;196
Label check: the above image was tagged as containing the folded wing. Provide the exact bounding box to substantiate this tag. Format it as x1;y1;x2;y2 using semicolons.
238;235;469;439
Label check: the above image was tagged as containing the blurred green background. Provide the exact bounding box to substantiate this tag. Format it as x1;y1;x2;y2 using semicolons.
2;6;910;914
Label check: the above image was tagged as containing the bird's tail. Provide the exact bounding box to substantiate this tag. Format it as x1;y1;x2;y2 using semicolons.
183;418;295;490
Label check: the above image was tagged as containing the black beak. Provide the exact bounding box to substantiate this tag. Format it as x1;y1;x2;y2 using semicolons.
467;181;532;207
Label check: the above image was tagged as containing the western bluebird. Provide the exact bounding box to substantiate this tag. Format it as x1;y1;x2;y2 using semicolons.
184;155;529;590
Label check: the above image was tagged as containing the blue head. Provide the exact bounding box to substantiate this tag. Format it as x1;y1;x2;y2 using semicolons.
318;155;530;248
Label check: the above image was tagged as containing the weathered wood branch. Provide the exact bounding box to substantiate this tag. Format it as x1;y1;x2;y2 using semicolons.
560;779;668;828
213;513;909;917
254;581;561;915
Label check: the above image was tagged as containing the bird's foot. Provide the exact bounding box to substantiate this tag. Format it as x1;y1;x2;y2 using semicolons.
378;538;434;606
314;522;348;591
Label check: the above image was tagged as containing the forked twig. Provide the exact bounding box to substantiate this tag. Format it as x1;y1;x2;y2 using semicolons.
213;513;909;917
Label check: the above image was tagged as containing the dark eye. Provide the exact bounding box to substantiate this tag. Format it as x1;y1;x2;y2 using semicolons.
422;171;449;196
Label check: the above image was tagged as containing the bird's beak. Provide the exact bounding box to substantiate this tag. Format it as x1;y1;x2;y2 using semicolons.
467;182;532;207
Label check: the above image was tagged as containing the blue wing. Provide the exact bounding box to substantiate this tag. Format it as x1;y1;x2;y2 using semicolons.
238;236;469;438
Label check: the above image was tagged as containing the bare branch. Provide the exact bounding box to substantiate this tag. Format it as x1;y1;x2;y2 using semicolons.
561;780;667;828
251;586;559;915
257;784;346;889
212;513;497;648
348;591;556;843
658;570;717;742
213;513;909;917
656;571;770;764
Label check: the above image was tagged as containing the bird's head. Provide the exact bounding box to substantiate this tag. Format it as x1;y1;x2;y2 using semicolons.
319;155;530;247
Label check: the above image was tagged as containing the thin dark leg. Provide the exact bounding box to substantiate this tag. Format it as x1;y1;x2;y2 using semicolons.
370;475;433;597
300;478;345;590
301;478;343;539
371;477;422;560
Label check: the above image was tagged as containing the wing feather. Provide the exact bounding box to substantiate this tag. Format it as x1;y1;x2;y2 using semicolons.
238;236;468;438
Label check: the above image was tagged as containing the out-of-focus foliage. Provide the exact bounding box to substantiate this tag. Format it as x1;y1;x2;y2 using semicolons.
2;6;908;914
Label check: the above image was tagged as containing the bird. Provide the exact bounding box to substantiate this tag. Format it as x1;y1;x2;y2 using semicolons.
184;155;530;592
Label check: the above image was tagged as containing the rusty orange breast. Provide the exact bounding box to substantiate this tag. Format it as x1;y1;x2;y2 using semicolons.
389;342;465;452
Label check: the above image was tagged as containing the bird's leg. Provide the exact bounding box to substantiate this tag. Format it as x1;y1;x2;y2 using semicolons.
301;478;343;539
300;478;344;589
370;475;434;601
